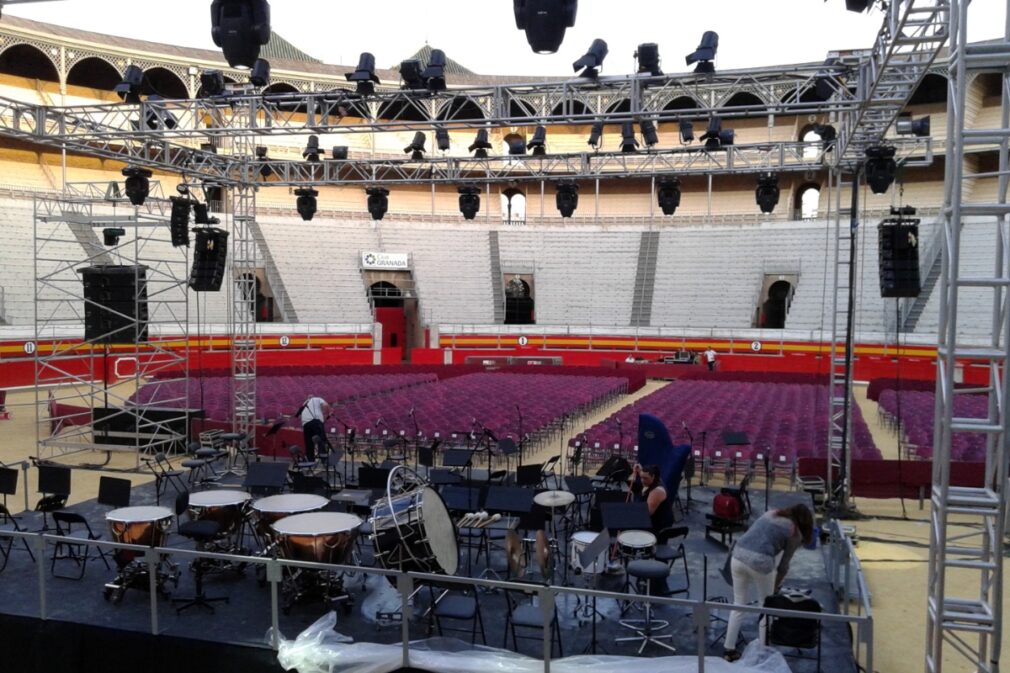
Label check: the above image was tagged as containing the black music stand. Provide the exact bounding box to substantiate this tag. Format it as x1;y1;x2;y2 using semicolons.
428;469;463;487
442;449;475;483
485;486;536;515
35;464;71;532
243;462;288;497
358;466;391;491
441;485;483;513
600;502;652;534
516;463;543;488
564;475;593;527
580;528;612;654
498;438;519;477
0;467;17;522
265;419;286;456
721;431;751;484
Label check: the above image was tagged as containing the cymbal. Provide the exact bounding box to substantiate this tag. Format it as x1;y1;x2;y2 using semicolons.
534;489;575;508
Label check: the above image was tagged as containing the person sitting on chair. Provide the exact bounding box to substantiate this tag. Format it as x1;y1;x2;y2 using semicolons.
298;394;330;462
722;503;814;662
629;463;674;535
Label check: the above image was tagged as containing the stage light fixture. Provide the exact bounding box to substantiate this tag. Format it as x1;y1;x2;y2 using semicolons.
399;59;425;89
294;187;318;222
468;129;492;158
211;0;271;68
331;146;349;160
366;187;390;221
679;120;694;143
435;127;451;152
685;31;719;74
635;43;662;76
701;116;733;151
755;172;780;214
588;120;604;149
555;181;579;218
115;65;145;103
302;135;322;162
458;184;481;220
513;0;578;54
573;38;608;78
508;136;528;156
143;95;177;130
620;122;639;153
199;69;227;97
254;145;273;178
423;49;447;91
169;196;192;247
347;52;380;94
527;126;547;156
657;177;681;215
404;131;427;160
102;227;126;247
813;123;837;150
865;145;897;194
122;167;152;206
845;0;872;12
896;114;930;137
640;120;659;147
250;58;271;87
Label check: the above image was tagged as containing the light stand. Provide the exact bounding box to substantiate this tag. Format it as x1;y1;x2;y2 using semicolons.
515;404;524;466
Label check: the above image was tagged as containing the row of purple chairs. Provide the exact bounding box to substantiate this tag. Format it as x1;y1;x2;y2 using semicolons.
877;388;987;461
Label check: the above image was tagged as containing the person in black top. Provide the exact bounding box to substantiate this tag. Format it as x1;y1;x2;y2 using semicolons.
629;463;675;535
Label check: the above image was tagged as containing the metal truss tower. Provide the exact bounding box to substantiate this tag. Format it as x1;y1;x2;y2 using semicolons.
925;1;1010;671
33;184;190;467
229;108;257;442
826;0;949;510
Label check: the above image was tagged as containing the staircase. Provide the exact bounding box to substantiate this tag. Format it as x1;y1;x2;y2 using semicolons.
488;230;505;323
630;231;660;327
248;219;298;322
900;253;941;332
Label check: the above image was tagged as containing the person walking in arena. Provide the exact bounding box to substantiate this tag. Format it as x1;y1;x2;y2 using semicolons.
298;393;330;461
704;347;718;371
722;503;815;662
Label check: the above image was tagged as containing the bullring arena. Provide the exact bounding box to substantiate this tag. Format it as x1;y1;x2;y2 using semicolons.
0;2;1007;673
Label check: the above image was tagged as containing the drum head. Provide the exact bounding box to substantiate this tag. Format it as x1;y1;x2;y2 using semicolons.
618;530;656;547
252;493;328;514
572;530;598;545
272;512;362;535
106;506;173;523
419;487;458;575
189;489;251;507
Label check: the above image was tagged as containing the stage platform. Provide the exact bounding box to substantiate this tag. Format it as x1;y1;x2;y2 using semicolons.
1;463;864;673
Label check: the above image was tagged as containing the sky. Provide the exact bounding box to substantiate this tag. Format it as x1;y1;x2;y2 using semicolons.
4;0;1007;76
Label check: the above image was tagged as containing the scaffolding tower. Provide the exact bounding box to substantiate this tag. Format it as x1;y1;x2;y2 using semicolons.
33;183;191;467
925;1;1010;671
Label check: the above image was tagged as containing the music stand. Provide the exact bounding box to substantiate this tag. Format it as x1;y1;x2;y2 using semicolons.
721;431;751;484
442;449;474;483
441;485;483;513
428;468;463;487
600;502;652;533
264;419;287;457
485;486;536;515
243;462;288;497
358;466;391;490
580;528;612;654
498;437;519;476
516;463;543;488
0;467;18;523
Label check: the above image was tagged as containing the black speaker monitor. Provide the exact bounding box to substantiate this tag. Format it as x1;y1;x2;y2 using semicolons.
189;227;230;292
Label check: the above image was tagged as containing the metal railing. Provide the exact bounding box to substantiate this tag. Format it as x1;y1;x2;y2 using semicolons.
822;520;874;673
0;526;874;673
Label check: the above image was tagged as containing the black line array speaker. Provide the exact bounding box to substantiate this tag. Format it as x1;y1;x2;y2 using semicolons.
79;265;149;343
878;221;921;298
189;227;229;292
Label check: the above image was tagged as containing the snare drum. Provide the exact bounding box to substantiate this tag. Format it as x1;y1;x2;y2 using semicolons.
569;530;605;574
250;493;329;541
106;506;174;563
617;529;656;560
188;489;251;536
371;486;458;575
271;512;362;565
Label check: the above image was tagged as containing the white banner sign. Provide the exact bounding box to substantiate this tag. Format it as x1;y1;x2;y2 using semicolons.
361;251;409;270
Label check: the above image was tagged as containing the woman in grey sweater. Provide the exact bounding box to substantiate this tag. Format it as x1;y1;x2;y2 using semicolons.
723;503;814;661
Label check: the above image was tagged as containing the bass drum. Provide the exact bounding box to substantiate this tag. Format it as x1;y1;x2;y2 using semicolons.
370;486;458;575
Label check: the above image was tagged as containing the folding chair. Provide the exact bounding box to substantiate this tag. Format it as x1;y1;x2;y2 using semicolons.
51;511;110;580
763;593;823;672
0;503;35;572
146;453;186;505
503;582;563;657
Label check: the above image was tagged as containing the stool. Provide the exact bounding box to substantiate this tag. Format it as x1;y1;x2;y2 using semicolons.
617;559;676;654
220;432;255;475
173;518;228;614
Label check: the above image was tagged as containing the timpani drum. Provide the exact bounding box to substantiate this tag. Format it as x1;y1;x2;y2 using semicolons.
106;506;174;547
569;530;606;574
250;494;329;540
188;489;251;536
271;512;361;565
370;486;458;575
617;529;657;560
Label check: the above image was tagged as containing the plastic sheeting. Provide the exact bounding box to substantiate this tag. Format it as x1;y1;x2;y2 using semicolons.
275;612;793;673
